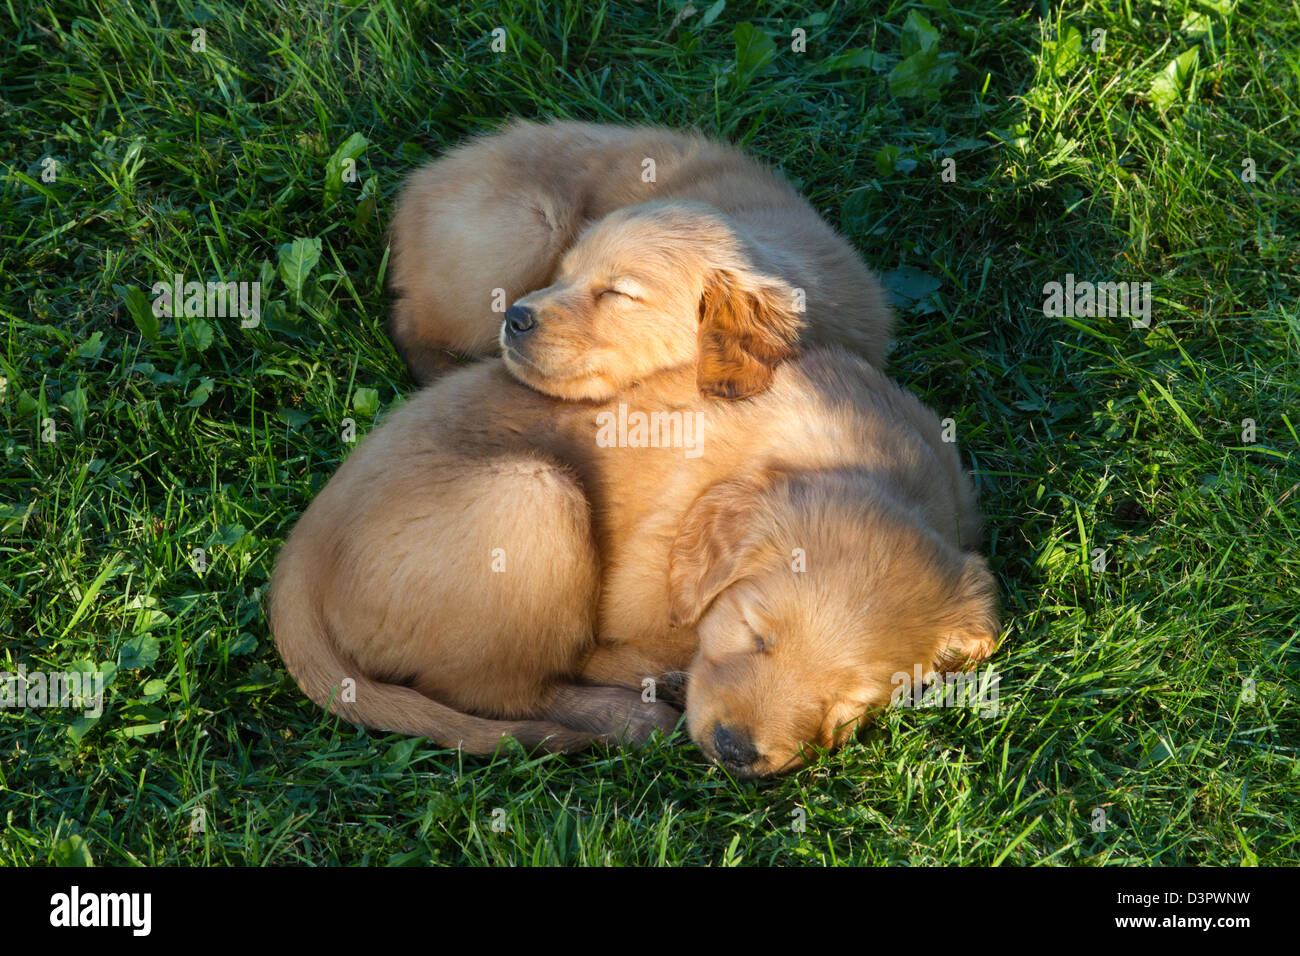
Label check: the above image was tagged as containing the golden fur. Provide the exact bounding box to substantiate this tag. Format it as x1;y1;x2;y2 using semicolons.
387;118;893;384
271;205;997;777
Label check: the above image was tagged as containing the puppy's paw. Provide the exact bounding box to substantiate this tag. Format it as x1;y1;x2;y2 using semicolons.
655;670;690;706
613;697;684;747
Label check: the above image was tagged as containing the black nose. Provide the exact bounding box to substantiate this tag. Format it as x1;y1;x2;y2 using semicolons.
712;724;758;769
504;305;536;337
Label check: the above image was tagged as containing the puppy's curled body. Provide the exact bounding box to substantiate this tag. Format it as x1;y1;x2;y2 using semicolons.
271;365;685;751
388;119;892;382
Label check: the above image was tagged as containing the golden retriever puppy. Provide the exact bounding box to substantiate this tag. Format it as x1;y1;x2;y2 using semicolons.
387;118;893;384
500;200;804;402
273;204;997;777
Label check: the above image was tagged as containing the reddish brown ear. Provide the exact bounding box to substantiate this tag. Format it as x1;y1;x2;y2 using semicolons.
697;269;803;400
668;477;771;627
933;553;1000;671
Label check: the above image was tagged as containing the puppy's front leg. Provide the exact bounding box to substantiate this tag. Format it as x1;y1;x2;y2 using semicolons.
578;644;692;706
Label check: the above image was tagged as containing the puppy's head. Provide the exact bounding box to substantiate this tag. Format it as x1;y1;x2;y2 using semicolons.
500;202;803;402
670;473;999;778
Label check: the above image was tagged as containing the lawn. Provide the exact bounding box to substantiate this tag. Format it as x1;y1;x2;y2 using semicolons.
1;0;1296;866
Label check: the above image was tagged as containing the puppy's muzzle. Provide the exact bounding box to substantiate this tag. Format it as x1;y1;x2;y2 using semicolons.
503;304;537;340
712;724;759;773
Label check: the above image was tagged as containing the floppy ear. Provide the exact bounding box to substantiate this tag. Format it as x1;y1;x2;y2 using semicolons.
932;553;1000;670
697;268;803;400
668;477;771;627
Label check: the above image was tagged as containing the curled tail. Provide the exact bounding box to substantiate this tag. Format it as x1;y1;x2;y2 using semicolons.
269;569;597;754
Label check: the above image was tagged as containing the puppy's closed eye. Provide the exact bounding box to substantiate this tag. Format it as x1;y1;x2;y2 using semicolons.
597;281;643;301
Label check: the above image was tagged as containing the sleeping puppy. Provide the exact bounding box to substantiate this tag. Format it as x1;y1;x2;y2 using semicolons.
387;118;893;384
501;200;805;402
272;203;997;777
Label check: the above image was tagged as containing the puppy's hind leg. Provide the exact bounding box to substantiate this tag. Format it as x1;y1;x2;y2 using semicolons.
540;684;683;746
388;167;583;384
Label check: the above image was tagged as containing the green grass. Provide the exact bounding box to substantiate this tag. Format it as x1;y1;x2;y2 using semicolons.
2;0;1296;866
